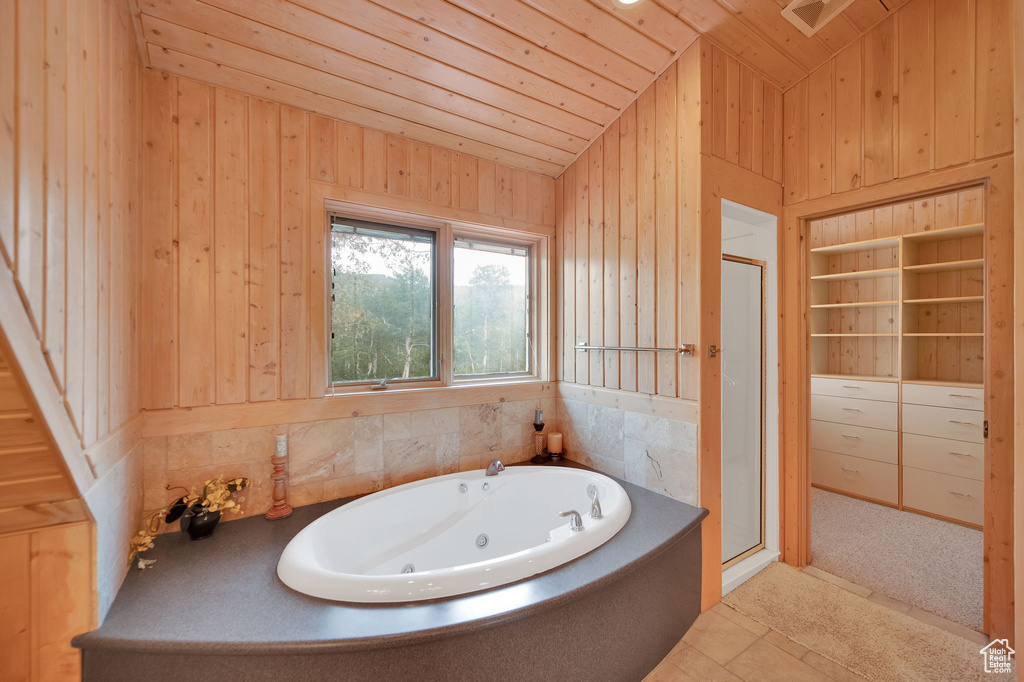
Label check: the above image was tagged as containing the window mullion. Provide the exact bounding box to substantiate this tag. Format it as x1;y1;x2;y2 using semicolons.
438;223;455;387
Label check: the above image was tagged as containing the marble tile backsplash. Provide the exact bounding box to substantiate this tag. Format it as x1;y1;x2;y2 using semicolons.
84;441;144;622
557;399;698;506
142;398;559;525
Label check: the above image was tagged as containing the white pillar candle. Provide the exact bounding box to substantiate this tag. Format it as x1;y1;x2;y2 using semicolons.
548;432;563;454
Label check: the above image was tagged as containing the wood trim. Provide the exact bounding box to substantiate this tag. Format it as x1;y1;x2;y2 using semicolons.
0;265;93;494
81;415;143;482
698;155;783;611
782;161;1015;640
1013;0;1024;649
556;383;698;423
142;381;558;438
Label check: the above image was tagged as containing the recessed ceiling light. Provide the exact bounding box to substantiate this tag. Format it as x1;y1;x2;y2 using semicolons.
611;0;646;8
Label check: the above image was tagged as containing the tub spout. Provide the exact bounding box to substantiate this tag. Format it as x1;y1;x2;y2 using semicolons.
587;484;604;520
486;459;505;476
560;510;584;532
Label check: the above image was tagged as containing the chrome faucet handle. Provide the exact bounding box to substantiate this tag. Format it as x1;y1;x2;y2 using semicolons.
587;484;603;519
485;459;505;476
560;510;584;532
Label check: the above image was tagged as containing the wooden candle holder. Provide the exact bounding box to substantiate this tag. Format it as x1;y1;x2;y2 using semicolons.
265;434;293;520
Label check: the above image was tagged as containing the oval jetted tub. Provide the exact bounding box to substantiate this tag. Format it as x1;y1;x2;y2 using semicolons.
278;466;631;602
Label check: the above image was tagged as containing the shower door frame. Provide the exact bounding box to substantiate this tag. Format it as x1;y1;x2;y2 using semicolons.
720;253;767;570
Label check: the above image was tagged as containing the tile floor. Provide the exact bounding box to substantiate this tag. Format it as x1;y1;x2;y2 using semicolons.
644;601;866;682
644;565;989;681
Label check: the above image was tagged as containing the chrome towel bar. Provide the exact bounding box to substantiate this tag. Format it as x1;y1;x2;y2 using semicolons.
574;342;695;356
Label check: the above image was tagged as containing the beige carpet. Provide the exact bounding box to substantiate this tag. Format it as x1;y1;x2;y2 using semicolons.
723;563;1013;682
811;487;983;631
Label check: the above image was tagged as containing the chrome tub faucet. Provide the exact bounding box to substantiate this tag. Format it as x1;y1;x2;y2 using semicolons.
587;484;603;519
560;510;584;532
486;459;505;476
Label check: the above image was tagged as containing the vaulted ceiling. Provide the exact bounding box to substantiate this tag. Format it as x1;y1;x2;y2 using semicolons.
132;0;905;176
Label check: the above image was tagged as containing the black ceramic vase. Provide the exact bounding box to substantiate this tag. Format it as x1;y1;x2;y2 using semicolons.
180;505;222;541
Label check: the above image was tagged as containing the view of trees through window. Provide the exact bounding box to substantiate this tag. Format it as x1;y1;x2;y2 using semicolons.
330;220;435;383
330;218;530;385
453;240;529;376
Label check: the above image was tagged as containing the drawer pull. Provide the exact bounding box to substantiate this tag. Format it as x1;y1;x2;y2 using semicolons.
948;451;975;458
842;407;862;412
841;385;862;389
948;420;977;426
841;467;859;473
946;490;973;498
840;434;860;439
947;393;975;399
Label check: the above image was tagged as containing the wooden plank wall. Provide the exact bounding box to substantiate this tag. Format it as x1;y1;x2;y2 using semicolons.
556;40;783;400
701;42;784;184
140;72;556;411
0;522;94;682
783;0;1014;204
0;0;143;449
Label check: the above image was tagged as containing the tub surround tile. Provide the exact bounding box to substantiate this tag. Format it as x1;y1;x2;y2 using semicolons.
645;443;698;506
624;438;649;487
588;405;625;461
382;412;411;441
624;412;696;452
436;433;461;474
141;399;556;535
457;404;502;455
409;408;460;437
352;415;385;474
165;432;213;471
211;425;278;464
500;399;540;426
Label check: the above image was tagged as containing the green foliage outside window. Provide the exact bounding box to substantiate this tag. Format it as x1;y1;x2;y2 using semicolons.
330;218;530;385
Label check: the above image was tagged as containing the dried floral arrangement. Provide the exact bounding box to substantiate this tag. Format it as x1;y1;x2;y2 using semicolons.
127;475;253;569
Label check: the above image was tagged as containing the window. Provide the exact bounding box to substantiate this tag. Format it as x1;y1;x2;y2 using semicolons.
330;219;436;384
328;212;539;390
453;239;530;377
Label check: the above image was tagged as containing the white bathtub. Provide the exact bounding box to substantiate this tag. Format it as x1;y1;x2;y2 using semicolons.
277;466;631;603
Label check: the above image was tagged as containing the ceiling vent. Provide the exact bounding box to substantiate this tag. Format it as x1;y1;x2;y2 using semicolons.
781;0;857;37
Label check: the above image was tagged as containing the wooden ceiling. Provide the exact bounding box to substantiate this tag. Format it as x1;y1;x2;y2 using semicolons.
133;0;902;176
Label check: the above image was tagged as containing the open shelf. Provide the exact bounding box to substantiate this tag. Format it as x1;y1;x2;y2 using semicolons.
811;333;897;338
902;222;984;243
810;267;899;282
810;300;898;309
903;259;984;274
810;236;900;255
904;295;983;304
903;332;984;337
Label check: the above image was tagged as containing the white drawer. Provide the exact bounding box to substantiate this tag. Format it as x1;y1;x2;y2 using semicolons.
903;433;984;481
903;404;984;444
811;449;898;504
902;383;984;412
811;395;898;431
810;420;898;465
903;467;983;526
811;377;898;402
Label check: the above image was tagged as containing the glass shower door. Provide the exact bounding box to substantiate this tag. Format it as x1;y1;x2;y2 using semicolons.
721;255;765;566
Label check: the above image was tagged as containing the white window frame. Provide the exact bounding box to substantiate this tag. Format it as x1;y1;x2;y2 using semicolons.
324;200;549;396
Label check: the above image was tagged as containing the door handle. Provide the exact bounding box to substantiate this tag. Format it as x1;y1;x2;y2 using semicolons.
708;345;724;358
